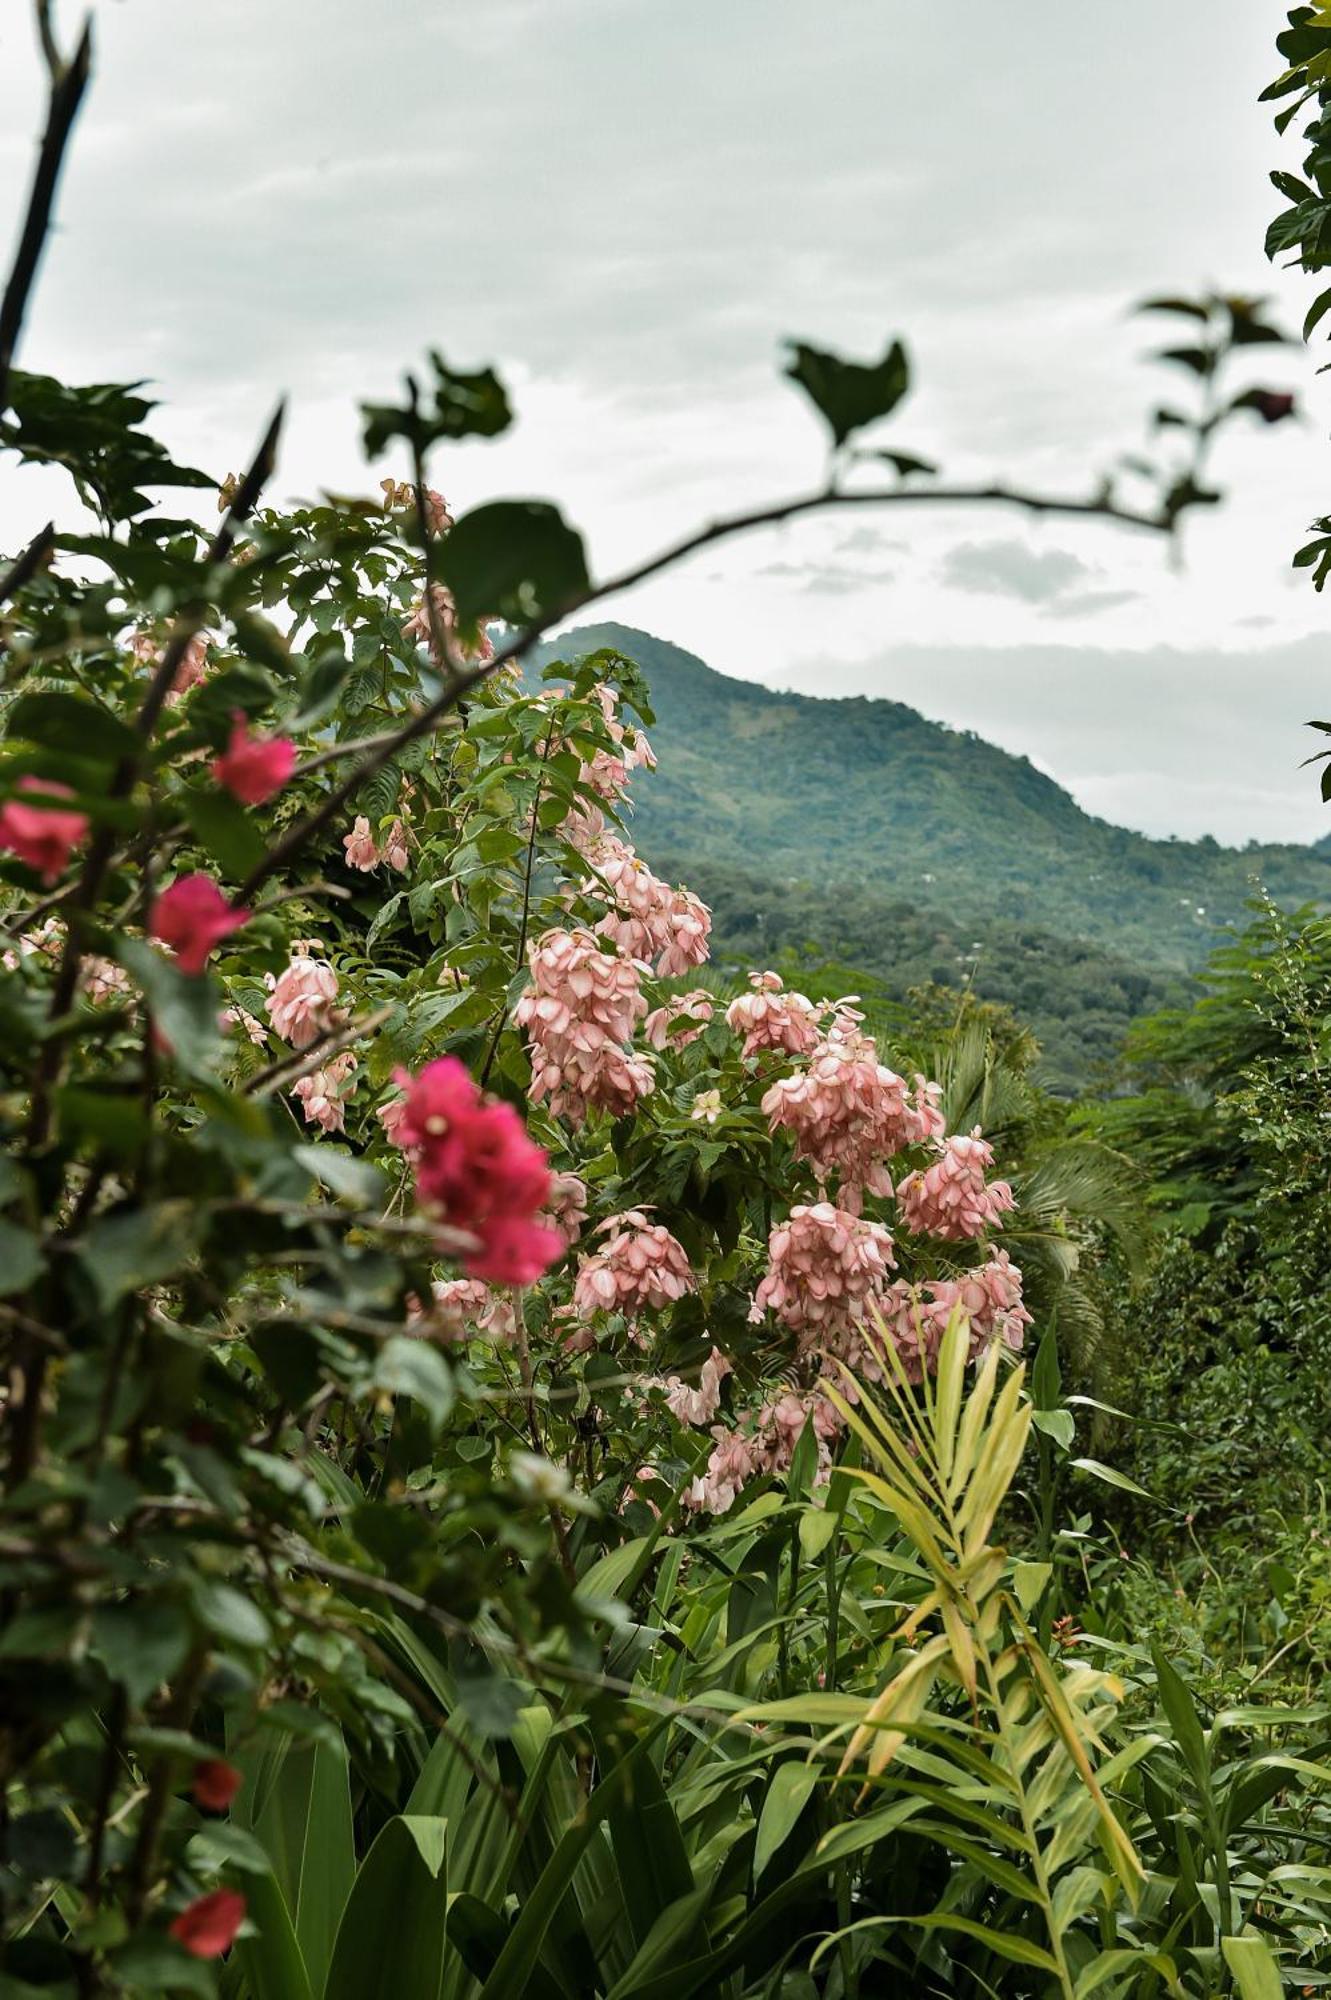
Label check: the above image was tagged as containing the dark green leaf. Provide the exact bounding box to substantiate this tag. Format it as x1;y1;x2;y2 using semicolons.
437;501;589;627
783;338;910;446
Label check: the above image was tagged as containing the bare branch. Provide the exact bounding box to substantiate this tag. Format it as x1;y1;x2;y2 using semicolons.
0;16;91;410
0;519;54;614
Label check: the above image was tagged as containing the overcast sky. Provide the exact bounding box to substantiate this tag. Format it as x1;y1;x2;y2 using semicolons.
4;0;1331;844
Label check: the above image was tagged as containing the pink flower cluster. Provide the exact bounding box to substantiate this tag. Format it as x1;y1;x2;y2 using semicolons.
265;942;340;1047
683;1388;844;1515
573;1210;695;1324
392;1055;561;1284
592;839;711;977
414;1277;517;1346
663;1345;732;1425
380;480;453;536
0;779;89;885
643;988;713;1049
726;972;821;1060
753;1201;896;1341
543;1171;590;1249
292;1050;357;1134
577;686;656;802
928;1249;1033;1357
131;629;209;704
515;927;653;1125
761;1036;944;1206
343;815;410;874
895;1129;1016;1241
402;583;494;668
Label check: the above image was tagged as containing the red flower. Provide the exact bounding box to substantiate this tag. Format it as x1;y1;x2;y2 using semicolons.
0;777;89;885
150;876;250;976
191;1758;243;1812
392;1057;562;1285
169;1887;246;1959
466;1213;563;1285
210;713;297;806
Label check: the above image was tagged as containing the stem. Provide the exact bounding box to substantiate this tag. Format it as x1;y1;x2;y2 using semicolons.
0;14;92;409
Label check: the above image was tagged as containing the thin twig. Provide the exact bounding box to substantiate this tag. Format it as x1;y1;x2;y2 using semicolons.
243;1003;394;1097
231;473;1169;913
0;520;55;613
0;16;91;409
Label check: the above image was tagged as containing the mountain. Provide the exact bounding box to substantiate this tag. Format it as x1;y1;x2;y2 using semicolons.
531;622;1331;1087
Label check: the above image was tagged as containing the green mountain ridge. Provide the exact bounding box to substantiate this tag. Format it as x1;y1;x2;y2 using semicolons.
531;621;1331;1086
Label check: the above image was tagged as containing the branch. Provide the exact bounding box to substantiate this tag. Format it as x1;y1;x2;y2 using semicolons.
232;472;1167;910
243;1004;394;1097
0;16;92;410
0;520;54;612
25;403;284;1150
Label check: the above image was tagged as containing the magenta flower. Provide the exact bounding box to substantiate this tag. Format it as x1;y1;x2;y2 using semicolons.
150;875;249;975
210;714;297;805
0;778;89;885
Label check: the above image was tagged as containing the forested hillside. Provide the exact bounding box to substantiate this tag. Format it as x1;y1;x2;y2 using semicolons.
543;623;1331;967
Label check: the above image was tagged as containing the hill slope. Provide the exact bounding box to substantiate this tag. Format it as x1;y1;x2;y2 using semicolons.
538;622;1330;967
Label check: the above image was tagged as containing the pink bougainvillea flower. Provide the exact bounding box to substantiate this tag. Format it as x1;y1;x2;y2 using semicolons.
169;1887;246;1959
465;1212;564;1285
264;942;339;1047
0;778;89;885
150;876;249;975
191;1759;243;1812
391;1055;562;1284
210;713;297;806
342;815;380;872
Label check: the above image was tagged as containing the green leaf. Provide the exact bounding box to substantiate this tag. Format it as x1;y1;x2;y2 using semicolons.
324;1816;448;2000
1221;1934;1284;2000
1152;1646;1210;1791
179;786;268;880
753;1761;819;1880
1032;1408;1075;1450
784;338;910;446
115;935;225;1077
231;1860;314;2000
107;1937;219;1997
1013;1561;1053;1612
92;1598;192;1706
373;1336;455;1430
1070;1456;1150;1498
6;689;138;765
75;1202;198;1311
238;1736;354;1997
0;1217;43;1297
192;1581;271;1650
362;351;512;457
437;500;590;627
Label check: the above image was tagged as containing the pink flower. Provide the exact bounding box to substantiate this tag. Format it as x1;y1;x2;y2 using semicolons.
466;1212;563;1284
0;778;89;885
684;1427;759;1516
150;876;249;975
381;479;454;535
928;1248;1033;1358
753;1201;896;1345
726;972;821;1060
515;927;653;1126
664;1346;732;1426
220;1004;267;1046
383;818;410;872
543;1172;590;1249
761;1036;944;1208
895;1129;1016;1242
210;714;297;805
591;840;712;976
573;1209;695;1323
170;1888;246;1959
132;629;209;703
377;1091;410;1146
342;816;380;872
392;1056;561;1284
415;1277;516;1345
643;988;713;1049
291;1050;357;1134
264;942;340;1047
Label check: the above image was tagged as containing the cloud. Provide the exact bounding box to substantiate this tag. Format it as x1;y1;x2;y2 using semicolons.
939;540;1096;604
1041;587;1141;619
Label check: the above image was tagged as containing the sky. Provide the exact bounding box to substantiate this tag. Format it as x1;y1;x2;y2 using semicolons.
3;0;1331;845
